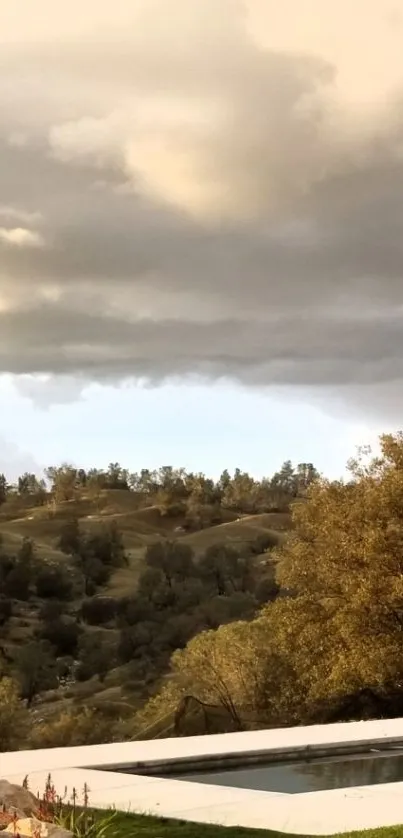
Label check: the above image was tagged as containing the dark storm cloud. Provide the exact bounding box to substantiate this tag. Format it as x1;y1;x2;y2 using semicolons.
2;305;403;388
2;0;403;418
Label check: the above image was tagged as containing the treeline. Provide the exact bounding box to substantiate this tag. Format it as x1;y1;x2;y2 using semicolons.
0;460;320;521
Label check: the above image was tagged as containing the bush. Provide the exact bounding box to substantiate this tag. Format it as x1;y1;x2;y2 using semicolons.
39;618;81;656
39;600;66;623
3;562;32;600
251;532;279;554
81;596;117;625
0;596;12;625
255;577;280;604
35;566;73;600
76;634;116;682
28;707;115;747
0;677;29;750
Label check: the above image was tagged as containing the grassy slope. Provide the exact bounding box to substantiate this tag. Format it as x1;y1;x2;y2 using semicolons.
114;813;403;838
0;490;290;628
181;515;288;555
0;491;291;582
0;491;290;719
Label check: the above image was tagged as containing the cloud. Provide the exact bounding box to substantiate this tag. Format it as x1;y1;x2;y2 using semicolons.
14;374;89;408
2;0;403;420
0;227;45;248
0;436;43;482
0;205;42;224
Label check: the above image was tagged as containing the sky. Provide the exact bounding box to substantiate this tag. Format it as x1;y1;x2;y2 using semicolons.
1;0;403;482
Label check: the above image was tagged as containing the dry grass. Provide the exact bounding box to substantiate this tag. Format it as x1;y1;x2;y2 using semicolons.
105;549;146;596
0;527;65;561
181;517;286;554
238;511;292;531
0;493;290;588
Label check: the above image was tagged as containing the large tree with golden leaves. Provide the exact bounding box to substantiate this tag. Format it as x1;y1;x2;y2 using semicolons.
272;433;403;710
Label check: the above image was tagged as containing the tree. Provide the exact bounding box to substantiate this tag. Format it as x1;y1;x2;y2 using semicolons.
0;677;29;751
45;463;78;503
221;469;259;513
197;592;257;629
38;618;81;657
39;600;64;623
144;541;195;588
159;617;291;732
271;460;297;495
86;470;104;503
58;518;81;555
295;462;320;494
28;706;113;748
76;634;116;682
81;596;117;625
272;433;403;712
106;462;129;490
3;539;34;600
15;641;58;706
0;596;12;626
35;565;73;600
0;473;8;505
57;519;126;595
17;472;47;502
80;556;111;596
198;543;250;596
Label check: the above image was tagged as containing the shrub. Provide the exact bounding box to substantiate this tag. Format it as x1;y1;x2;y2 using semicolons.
28;707;116;748
81;597;117;625
0;595;12;625
3;562;32;600
0;677;29;751
39;599;65;622
35;566;73;600
39;618;81;656
7;774;120;838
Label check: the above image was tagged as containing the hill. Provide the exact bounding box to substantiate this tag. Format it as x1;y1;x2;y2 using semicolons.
0;461;306;747
0;491;291;593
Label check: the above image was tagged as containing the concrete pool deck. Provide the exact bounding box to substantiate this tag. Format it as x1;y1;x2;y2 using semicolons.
4;718;403;834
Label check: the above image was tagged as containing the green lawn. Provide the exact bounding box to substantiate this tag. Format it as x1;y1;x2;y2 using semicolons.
114;812;403;838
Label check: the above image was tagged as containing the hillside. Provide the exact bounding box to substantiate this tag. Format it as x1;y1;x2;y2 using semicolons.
0;490;291;590
0;487;292;742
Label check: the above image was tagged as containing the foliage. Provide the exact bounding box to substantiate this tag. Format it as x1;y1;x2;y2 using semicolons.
76;633;116;682
0;676;28;750
15;641;59;706
55;807;119;838
0;537;35;600
1;775;121;838
139;434;403;734
81;596;117;625
35;565;73;600
0;595;12;626
0;473;8;505
28;708;116;748
38;617;81;656
58;519;127;595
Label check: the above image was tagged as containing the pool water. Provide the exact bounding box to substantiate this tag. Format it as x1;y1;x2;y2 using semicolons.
161;751;403;794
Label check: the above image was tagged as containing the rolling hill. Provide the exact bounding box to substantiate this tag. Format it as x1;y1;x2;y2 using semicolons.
0;489;292;738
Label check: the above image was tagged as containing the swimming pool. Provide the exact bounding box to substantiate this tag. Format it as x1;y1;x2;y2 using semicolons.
153;749;403;794
7;720;403;833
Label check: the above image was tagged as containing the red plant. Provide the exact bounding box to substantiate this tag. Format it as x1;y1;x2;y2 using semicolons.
0;776;89;832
